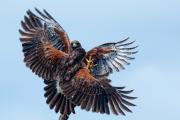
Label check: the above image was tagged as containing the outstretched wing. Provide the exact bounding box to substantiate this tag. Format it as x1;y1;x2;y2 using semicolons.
85;38;138;77
60;68;136;115
19;9;71;80
21;8;71;53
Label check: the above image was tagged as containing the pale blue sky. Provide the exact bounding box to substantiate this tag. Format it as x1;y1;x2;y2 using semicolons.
0;0;180;120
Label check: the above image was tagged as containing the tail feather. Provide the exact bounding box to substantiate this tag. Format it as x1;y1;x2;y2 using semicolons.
59;114;69;120
44;80;76;117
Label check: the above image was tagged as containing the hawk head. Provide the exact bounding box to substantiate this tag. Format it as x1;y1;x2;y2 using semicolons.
71;40;82;50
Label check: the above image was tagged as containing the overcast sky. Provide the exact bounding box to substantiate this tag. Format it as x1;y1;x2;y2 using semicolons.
0;0;180;120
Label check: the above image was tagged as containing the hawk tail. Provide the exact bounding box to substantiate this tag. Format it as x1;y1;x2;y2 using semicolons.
59;114;70;120
44;80;76;118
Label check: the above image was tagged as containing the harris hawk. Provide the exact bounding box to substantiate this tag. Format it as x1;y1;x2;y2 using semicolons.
19;8;138;120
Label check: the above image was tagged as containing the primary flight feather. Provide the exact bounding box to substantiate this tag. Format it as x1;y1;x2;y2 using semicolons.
19;8;138;120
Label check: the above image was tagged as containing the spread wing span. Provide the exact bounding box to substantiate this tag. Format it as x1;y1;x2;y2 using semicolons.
85;38;138;77
60;68;136;115
19;9;71;80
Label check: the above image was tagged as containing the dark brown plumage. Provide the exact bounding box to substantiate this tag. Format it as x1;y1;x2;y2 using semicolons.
19;8;138;120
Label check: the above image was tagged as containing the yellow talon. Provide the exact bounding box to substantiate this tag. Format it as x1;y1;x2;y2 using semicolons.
86;56;96;70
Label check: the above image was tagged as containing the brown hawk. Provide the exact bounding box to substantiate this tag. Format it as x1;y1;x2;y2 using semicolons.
19;8;138;120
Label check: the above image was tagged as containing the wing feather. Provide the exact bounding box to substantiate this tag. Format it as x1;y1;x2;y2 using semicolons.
60;68;136;115
19;9;72;80
85;37;137;78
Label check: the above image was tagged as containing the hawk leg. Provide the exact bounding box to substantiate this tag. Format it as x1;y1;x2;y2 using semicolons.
59;114;69;120
86;56;97;70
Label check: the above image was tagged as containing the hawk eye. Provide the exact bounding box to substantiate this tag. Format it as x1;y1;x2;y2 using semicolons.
73;43;78;48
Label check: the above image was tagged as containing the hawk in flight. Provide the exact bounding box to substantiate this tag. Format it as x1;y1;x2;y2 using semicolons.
19;8;138;120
